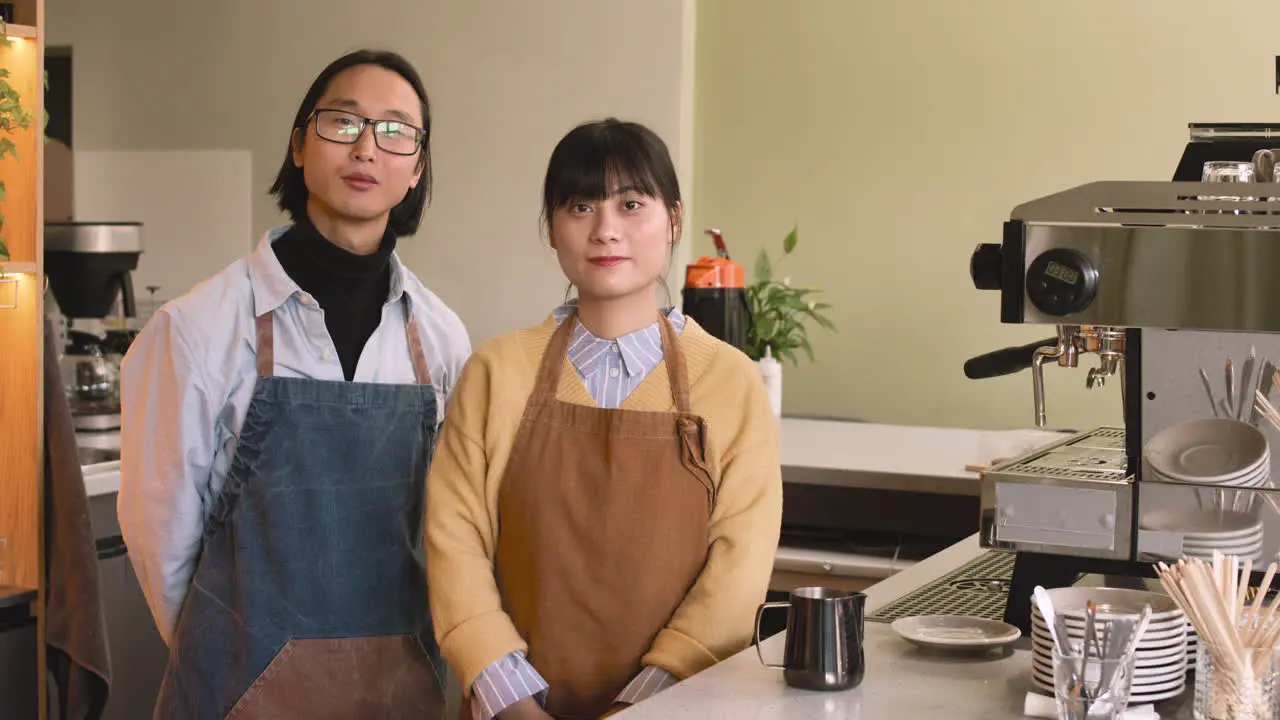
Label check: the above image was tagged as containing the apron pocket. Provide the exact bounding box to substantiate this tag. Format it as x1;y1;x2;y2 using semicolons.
226;634;446;720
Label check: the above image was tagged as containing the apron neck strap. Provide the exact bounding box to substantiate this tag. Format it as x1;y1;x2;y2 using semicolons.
656;312;691;414
254;295;433;386
533;310;691;413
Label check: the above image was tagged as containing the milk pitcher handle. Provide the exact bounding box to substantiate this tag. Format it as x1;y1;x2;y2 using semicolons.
754;601;789;669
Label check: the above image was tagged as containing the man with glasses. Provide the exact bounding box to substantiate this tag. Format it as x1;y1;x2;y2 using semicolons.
119;49;470;720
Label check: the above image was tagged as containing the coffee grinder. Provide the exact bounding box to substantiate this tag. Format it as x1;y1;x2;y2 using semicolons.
682;229;752;350
44;221;143;431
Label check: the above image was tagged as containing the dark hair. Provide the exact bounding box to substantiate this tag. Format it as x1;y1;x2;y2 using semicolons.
269;49;432;237
541;118;682;242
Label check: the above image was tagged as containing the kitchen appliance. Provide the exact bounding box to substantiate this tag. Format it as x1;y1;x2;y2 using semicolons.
85;467;170;720
44;222;143;432
682;229;751;351
964;123;1280;635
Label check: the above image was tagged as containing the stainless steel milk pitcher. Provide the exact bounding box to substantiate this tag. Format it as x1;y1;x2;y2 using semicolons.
754;586;867;691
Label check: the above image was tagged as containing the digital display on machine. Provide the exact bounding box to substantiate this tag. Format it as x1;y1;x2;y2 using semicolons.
1044;260;1080;287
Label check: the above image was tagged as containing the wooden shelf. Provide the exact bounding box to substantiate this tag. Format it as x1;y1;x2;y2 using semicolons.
0;261;35;274
0;0;45;714
3;24;35;39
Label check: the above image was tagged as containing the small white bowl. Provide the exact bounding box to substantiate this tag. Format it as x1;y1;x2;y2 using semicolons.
1145;418;1269;484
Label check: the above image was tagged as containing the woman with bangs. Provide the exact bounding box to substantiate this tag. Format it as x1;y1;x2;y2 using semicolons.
426;118;783;720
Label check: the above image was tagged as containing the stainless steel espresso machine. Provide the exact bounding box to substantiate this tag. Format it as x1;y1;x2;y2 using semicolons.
44;221;144;432
965;123;1280;636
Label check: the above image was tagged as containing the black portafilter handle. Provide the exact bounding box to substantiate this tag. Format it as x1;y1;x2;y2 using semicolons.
963;337;1061;380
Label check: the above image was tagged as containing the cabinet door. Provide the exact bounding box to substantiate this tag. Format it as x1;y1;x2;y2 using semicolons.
0;618;38;719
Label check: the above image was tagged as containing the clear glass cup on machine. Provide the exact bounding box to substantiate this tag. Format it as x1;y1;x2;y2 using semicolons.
1201;161;1257;203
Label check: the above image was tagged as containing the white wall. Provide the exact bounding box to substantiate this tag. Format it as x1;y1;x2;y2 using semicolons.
72;151;252;320
48;0;695;344
694;0;1280;431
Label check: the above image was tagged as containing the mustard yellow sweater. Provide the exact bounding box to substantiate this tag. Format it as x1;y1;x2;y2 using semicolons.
425;314;783;694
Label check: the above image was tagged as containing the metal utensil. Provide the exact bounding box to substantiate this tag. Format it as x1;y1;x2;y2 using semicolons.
1201;367;1221;417
1033;586;1069;656
1251;360;1277;425
1227;357;1236;418
1238;349;1257;421
1084;600;1099;661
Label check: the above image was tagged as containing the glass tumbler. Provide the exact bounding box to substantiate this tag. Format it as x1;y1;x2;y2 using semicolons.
1201;161;1257;202
1052;643;1137;720
1194;643;1280;720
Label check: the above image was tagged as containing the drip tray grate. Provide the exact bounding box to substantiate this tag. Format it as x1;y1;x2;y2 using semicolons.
867;550;1015;623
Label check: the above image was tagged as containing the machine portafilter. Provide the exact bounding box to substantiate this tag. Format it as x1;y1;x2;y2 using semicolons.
963;324;1125;428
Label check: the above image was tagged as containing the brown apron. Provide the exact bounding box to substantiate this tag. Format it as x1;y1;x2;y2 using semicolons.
495;312;715;720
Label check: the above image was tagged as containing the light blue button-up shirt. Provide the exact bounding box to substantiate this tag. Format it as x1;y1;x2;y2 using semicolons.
118;226;472;643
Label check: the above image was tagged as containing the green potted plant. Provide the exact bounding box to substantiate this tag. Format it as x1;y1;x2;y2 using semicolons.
0;19;34;264
745;225;836;416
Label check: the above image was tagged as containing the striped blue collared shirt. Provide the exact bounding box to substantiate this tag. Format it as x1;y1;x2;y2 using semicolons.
471;302;686;719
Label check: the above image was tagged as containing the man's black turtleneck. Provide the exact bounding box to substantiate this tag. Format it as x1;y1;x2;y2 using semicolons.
272;219;396;381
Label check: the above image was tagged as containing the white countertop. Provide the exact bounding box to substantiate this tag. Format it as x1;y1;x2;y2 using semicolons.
779;418;1066;495
614;536;1192;720
76;419;1065;500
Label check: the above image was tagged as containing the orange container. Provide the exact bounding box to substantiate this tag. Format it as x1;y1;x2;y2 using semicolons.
686;228;746;288
685;255;745;289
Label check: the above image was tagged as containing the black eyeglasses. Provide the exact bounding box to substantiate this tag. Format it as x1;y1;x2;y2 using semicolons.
309;109;424;156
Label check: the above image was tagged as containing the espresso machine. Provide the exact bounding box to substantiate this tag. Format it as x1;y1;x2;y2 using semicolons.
44;221;143;431
965;123;1280;635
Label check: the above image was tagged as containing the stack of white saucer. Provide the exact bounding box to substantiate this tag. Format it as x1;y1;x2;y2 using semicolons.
1139;508;1265;561
1145;417;1272;525
1030;587;1187;704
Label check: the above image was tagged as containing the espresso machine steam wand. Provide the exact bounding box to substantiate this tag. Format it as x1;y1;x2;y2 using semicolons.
1029;325;1126;427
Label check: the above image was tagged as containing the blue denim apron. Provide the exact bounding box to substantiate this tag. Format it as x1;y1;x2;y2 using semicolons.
152;297;446;720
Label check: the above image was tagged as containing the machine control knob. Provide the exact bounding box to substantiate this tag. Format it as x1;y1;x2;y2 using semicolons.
970;243;1003;290
1025;248;1099;316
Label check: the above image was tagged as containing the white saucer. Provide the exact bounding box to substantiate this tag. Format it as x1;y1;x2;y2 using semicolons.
891;615;1021;651
1139;507;1262;536
1145;418;1269;483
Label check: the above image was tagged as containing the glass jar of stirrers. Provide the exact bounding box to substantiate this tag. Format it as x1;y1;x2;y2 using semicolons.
1156;555;1280;720
1194;640;1280;720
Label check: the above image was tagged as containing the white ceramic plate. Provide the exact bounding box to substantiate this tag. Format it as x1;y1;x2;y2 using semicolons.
1030;656;1184;687
1029;621;1188;651
1139;507;1262;536
891;615;1021;651
1150;461;1270;487
1161;465;1271;487
1034;586;1182;620
1031;637;1186;667
1032;612;1187;638
1144;418;1269;483
1177;525;1269;540
1031;663;1186;702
